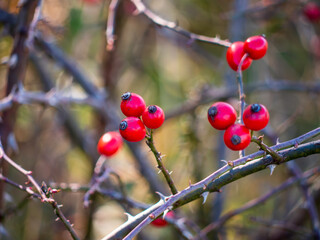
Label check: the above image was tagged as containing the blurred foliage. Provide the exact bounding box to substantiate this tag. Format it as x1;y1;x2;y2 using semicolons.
0;0;320;239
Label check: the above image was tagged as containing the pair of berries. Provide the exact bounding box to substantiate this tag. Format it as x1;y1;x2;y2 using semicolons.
226;35;268;71
119;92;165;142
208;102;269;151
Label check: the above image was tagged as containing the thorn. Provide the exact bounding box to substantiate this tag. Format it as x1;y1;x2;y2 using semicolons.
169;171;173;175
201;192;209;205
276;138;280;144
189;180;192;187
294;141;299;148
227;161;234;167
8;54;18;68
268;164;277;176
149;214;155;219
221;160;228;165
202;184;207;190
163;209;169;219
55;217;60;222
124;212;133;220
57;204;63;208
155;192;168;202
157;170;161;174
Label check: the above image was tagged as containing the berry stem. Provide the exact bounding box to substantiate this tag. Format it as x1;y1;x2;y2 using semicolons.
236;53;249;158
145;129;178;195
251;136;283;163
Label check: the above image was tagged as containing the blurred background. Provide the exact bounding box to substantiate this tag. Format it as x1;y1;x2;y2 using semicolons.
0;0;320;239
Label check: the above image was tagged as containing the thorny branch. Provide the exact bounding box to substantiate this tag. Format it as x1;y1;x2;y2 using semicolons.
146;129;178;195
102;128;320;240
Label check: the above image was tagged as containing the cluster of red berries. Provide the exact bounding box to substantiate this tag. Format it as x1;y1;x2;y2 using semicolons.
119;92;165;142
226;35;268;71
208;102;269;151
97;92;165;157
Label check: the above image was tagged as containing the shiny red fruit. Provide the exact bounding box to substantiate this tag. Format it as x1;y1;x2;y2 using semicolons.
97;131;123;157
142;105;165;129
120;92;146;117
208;102;237;130
303;2;320;22
226;41;253;71
224;124;251;151
244;35;268;60
243;104;269;131
119;117;146;142
151;211;175;227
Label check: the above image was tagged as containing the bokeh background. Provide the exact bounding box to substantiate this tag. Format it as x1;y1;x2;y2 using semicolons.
0;0;320;239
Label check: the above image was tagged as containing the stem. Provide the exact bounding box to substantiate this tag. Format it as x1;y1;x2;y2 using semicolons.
251;136;283;163
236;53;249;158
145;129;178;195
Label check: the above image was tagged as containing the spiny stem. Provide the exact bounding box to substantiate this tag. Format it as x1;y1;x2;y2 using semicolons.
236;53;249;158
145;129;178;195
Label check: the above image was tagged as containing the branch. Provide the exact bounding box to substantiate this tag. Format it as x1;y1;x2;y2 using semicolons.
129;0;231;47
106;0;120;51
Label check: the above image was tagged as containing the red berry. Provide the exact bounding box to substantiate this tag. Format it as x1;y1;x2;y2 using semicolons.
226;41;253;71
224;124;251;151
244;35;268;60
303;2;320;22
120;92;146;117
243;104;269;131
119;117;146;142
97;131;123;157
208;102;237;130
142;105;165;129
151;211;175;227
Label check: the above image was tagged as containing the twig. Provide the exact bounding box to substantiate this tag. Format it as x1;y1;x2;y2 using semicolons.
236;53;249;158
106;0;120;51
251;136;283;163
129;0;231;48
195;166;320;239
145;129;178;195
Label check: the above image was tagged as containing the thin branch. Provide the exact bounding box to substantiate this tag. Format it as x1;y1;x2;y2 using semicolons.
129;0;231;48
106;0;120;51
146;129;178;195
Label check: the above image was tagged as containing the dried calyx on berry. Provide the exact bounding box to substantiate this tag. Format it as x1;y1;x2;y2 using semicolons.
121;92;131;100
119;121;128;130
148;105;157;113
251;103;261;112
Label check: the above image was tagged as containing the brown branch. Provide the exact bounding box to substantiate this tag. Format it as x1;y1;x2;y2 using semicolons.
106;0;120;51
129;0;231;48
